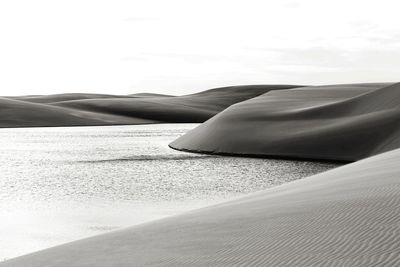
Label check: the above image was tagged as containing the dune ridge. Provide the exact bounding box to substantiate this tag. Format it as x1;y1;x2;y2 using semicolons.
170;82;400;161
3;147;400;266
0;85;299;128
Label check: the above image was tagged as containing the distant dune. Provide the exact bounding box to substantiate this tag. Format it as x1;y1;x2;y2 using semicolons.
0;97;154;127
4;147;400;266
9;93;133;104
0;85;299;128
170;82;400;161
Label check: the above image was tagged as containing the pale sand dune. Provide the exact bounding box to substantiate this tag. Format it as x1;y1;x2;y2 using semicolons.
3;147;400;266
0;85;299;128
170;82;399;161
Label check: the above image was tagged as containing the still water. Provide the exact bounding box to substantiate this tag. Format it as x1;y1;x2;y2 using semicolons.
0;124;339;260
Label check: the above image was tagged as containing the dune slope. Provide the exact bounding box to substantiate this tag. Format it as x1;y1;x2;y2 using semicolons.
3;147;400;266
0;85;299;128
53;85;299;123
9;93;134;104
170;82;400;161
0;97;156;127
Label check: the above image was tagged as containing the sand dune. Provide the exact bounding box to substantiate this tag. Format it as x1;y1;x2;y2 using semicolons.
0;85;299;128
170;82;399;161
53;85;299;123
3;147;400;266
0;97;154;127
3;82;400;266
128;93;173;98
11;92;173;103
9;93;133;104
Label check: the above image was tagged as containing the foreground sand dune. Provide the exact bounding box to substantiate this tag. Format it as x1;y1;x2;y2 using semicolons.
0;85;298;128
3;147;400;266
170;82;399;161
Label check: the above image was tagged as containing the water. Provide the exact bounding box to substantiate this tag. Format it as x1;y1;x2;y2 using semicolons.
0;124;339;260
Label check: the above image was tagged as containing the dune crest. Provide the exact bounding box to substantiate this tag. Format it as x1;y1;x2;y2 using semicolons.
170;82;400;161
0;85;299;128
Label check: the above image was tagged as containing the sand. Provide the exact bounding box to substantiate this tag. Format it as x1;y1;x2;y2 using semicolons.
0;85;299;128
0;97;155;127
170;82;399;161
3;82;400;266
3;146;400;266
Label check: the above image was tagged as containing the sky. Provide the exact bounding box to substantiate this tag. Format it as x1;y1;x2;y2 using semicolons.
0;0;399;96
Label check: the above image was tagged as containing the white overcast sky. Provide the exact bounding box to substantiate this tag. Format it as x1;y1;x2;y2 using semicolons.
0;0;399;96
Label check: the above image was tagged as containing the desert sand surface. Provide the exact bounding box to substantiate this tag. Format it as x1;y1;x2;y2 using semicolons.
170;82;399;161
3;146;400;266
0;85;298;128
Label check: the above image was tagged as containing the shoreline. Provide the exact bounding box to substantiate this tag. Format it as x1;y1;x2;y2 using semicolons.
0;124;338;263
168;144;352;164
3;148;399;266
3;82;400;265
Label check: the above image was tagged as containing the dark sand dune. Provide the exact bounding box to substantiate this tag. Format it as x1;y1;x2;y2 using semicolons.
0;97;155;127
4;147;400;266
10;93;131;104
0;85;299;127
128;93;173;98
170;83;399;161
54;85;300;123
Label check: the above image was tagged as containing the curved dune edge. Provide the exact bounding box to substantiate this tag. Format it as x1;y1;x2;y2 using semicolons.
170;82;400;162
0;85;300;128
3;148;400;266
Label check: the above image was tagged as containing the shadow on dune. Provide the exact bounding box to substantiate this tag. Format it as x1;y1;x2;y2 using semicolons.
170;82;400;161
0;85;300;128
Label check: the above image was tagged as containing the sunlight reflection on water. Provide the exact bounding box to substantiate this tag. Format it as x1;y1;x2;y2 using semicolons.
0;124;339;260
